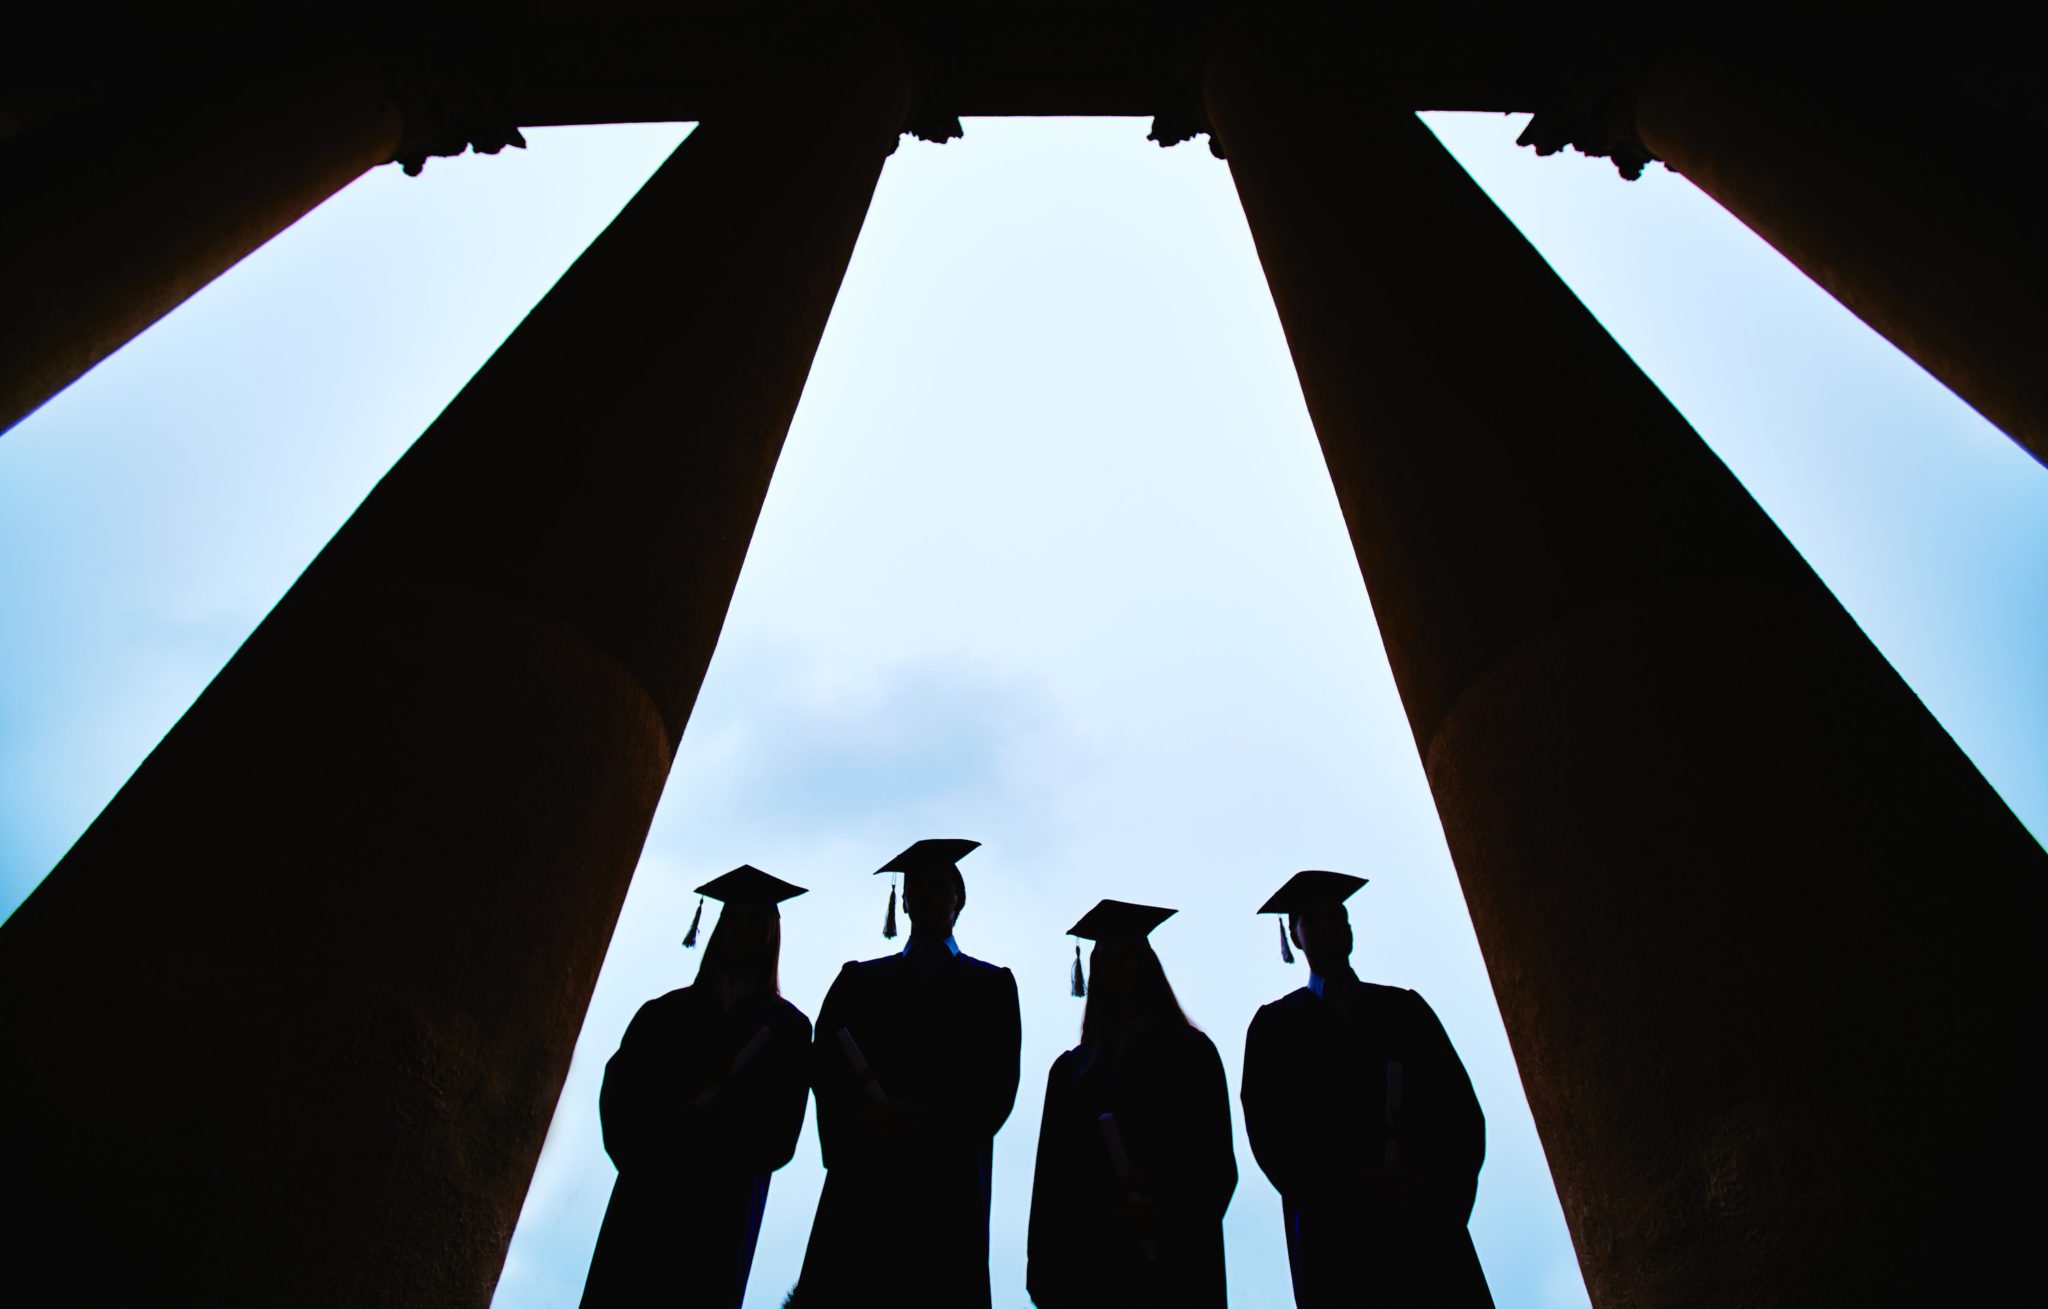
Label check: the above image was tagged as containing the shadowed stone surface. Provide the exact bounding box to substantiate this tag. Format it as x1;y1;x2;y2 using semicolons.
0;31;909;1305
1634;57;2048;468
3;5;2042;1304
1208;35;2044;1306
0;61;403;434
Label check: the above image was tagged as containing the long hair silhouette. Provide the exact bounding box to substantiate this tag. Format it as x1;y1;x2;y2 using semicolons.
698;903;782;997
1079;936;1192;1047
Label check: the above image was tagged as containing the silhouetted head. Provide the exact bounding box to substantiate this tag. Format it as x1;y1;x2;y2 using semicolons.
688;864;803;992
1288;903;1353;976
903;865;965;938
1081;936;1193;1048
1258;870;1367;975
876;838;978;942
700;903;782;996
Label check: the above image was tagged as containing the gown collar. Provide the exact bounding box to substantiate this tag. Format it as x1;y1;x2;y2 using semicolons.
903;933;960;958
1308;969;1360;999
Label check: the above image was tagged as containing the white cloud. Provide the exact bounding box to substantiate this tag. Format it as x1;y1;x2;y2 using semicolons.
5;107;2038;1309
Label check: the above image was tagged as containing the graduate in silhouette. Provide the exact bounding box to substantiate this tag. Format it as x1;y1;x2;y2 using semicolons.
1027;900;1236;1309
789;839;1022;1309
581;867;814;1309
1241;871;1493;1308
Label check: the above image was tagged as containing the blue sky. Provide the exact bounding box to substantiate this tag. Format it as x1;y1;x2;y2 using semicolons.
2;115;2041;1309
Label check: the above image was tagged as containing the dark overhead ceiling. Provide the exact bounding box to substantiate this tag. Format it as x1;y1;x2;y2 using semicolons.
5;3;2040;142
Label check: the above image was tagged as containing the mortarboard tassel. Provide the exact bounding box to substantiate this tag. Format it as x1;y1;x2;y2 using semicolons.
1278;918;1295;964
683;897;703;948
882;880;899;939
1071;942;1086;998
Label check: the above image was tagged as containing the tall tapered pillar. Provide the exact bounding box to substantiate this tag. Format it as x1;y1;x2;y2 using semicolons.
1208;43;2043;1308
0;62;407;436
1633;60;2047;468
0;35;909;1306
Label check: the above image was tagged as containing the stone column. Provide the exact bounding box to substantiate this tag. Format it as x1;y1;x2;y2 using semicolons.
1634;60;2047;468
0;34;909;1307
0;62;408;436
1207;43;2043;1308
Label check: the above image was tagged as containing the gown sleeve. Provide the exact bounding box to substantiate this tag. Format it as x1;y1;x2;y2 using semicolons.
808;965;866;1171
1240;1003;1310;1200
1026;1055;1076;1307
1160;1032;1238;1222
706;1000;813;1176
1403;989;1485;1222
598;1000;665;1173
917;964;1023;1149
973;967;1024;1140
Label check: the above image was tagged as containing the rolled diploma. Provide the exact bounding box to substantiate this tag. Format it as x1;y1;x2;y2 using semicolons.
836;1027;889;1104
1098;1112;1156;1261
693;1025;774;1109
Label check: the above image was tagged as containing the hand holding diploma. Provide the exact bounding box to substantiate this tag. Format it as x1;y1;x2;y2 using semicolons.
692;1025;774;1109
836;1027;890;1105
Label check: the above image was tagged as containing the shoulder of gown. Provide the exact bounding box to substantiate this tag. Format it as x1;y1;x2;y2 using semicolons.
1154;1023;1226;1076
819;956;891;1005
1251;986;1320;1027
836;953;906;983
1365;981;1450;1035
753;992;813;1035
1395;985;1440;1012
953;950;1012;979
831;951;1012;982
626;984;710;1030
1360;979;1418;1004
643;983;702;1009
1265;985;1320;1010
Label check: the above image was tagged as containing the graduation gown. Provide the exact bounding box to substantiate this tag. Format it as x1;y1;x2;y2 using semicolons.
1026;1022;1237;1309
790;940;1022;1308
1241;979;1492;1309
582;985;813;1309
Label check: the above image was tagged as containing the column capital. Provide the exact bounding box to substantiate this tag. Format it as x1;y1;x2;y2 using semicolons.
903;108;964;145
897;27;963;146
1148;99;1225;158
1515;81;1657;180
388;61;528;176
1147;27;1227;158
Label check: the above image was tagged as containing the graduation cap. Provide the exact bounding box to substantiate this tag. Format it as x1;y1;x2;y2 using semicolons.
1066;899;1177;998
682;864;807;947
873;838;980;940
1257;870;1367;964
